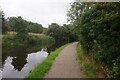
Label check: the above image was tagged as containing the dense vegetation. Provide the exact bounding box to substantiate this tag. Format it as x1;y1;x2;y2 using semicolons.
76;43;100;78
1;2;120;78
1;13;8;34
1;13;55;62
2;16;43;34
45;23;77;48
1;11;77;49
2;34;55;50
8;17;43;33
68;2;120;78
2;15;55;47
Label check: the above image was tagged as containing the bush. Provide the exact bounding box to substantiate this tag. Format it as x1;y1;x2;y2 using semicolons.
79;3;120;77
27;35;55;47
2;34;55;54
112;57;120;78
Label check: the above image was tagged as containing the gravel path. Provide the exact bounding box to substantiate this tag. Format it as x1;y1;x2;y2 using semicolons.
45;42;84;78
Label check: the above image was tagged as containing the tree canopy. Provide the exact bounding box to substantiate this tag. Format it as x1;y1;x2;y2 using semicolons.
67;2;120;78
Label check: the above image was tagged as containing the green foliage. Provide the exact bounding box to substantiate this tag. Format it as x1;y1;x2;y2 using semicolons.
46;23;63;47
76;43;96;78
2;34;14;49
46;23;77;48
27;35;55;47
63;24;78;42
8;16;43;33
80;2;120;63
112;57;120;78
80;3;120;77
68;2;120;78
25;44;68;78
26;22;43;33
67;2;95;42
1;12;9;34
10;16;28;43
2;33;55;56
67;2;94;23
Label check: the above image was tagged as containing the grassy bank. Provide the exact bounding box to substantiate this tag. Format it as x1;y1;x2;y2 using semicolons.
76;43;109;78
25;43;69;78
2;33;55;52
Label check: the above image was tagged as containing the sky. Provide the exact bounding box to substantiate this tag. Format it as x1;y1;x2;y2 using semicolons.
0;0;74;28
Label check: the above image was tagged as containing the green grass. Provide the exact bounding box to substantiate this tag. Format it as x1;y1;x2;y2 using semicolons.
25;43;69;78
76;43;112;78
76;43;97;78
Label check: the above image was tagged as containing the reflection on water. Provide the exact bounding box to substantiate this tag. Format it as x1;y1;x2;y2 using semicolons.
1;49;48;78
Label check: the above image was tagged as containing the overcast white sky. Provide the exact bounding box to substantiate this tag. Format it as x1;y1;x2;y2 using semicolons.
0;0;74;28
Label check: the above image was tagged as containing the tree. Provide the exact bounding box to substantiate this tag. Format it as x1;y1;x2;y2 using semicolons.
67;2;95;24
68;2;120;78
63;24;77;42
67;2;95;40
1;12;8;34
46;23;61;47
27;22;43;33
8;17;43;33
13;16;28;43
46;23;77;48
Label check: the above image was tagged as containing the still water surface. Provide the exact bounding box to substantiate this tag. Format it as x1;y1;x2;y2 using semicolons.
1;49;48;78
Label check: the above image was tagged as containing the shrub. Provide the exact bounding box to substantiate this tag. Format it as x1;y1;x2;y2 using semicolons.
112;57;120;78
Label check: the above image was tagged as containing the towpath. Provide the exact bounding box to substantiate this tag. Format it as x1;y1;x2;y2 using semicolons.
45;42;84;78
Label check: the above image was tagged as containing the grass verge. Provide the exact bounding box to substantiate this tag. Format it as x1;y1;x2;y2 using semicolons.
76;43;108;78
25;43;69;78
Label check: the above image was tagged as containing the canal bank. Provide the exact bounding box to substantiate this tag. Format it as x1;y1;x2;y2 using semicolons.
25;43;69;78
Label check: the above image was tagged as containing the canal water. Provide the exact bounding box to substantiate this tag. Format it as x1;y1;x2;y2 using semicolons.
0;49;48;78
